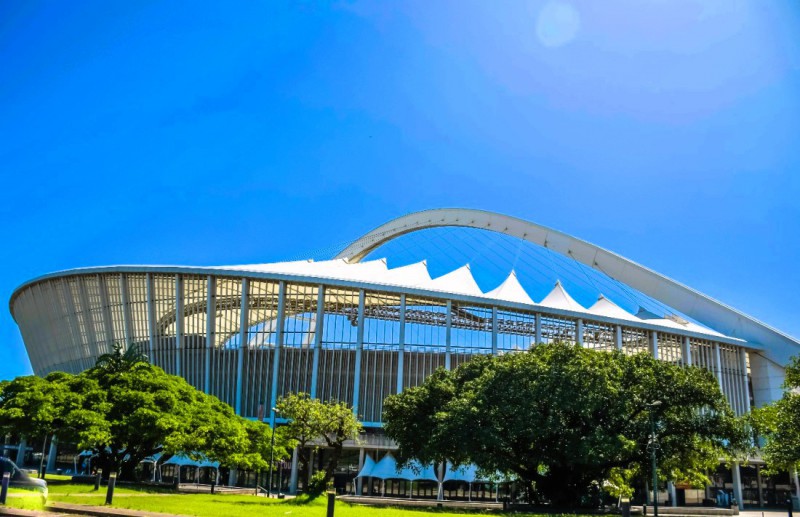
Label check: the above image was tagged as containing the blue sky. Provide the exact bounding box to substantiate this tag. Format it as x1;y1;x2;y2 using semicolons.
2;1;799;381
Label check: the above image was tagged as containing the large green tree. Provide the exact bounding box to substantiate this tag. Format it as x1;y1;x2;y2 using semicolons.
383;342;744;506
275;392;362;495
750;355;800;474
0;347;292;480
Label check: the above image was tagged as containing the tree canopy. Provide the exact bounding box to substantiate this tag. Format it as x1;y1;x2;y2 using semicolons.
276;392;362;495
0;346;292;480
383;342;745;505
750;355;800;474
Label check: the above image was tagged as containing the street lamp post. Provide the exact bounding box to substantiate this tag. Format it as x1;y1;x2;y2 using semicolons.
647;401;663;517
268;407;279;498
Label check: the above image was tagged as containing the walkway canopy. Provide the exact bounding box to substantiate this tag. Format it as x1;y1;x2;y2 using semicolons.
355;453;439;482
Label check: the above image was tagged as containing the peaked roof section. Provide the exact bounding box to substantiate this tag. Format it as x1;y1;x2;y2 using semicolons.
588;295;641;323
355;454;376;478
485;271;535;305
538;281;585;312
429;264;483;297
211;259;735;341
380;260;432;288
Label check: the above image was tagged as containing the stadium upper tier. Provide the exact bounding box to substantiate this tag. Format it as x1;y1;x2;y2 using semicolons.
9;208;797;425
221;258;731;341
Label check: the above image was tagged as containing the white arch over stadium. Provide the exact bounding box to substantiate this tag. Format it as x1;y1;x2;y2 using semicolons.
337;208;799;387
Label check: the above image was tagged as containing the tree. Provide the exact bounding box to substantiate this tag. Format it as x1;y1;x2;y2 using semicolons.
275;393;363;495
383;342;743;506
94;342;149;373
750;355;800;474
0;372;81;479
0;358;291;480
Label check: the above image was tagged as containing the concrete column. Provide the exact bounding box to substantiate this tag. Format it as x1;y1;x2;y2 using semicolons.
235;278;248;415
269;282;286;428
119;275;132;346
650;331;659;360
576;319;584;347
356;449;364;495
146;273;156;359
713;342;723;388
739;348;751;413
682;336;692;366
46;435;58;473
352;290;366;417
204;276;214;395
228;468;237;486
615;325;622;351
437;463;444;501
534;313;542;345
397;294;406;393
491;307;498;355
732;462;744;510
667;481;677;507
756;464;764;507
444;299;451;369
175;274;183;377
310;285;324;399
794;468;800;498
15;438;26;466
289;447;299;495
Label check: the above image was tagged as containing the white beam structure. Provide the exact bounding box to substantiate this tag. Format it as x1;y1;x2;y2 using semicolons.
336;208;798;370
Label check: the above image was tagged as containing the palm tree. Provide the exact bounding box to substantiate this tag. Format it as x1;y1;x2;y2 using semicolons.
94;342;149;373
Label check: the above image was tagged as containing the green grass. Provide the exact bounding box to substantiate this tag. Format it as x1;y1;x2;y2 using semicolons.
6;481;585;517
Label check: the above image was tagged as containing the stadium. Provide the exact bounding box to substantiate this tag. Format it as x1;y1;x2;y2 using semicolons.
9;208;800;506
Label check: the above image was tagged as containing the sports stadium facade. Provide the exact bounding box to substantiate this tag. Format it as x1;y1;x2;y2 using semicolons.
9;209;800;505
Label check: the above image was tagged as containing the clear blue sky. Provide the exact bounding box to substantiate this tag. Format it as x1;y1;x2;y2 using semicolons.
2;1;799;381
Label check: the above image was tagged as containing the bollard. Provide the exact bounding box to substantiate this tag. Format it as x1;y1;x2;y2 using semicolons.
94;472;101;491
621;498;631;517
0;472;10;505
326;490;336;517
105;472;117;505
788;498;793;517
211;480;216;494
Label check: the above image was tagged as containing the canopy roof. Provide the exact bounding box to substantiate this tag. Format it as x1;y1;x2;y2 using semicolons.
219;259;731;340
356;453;439;482
162;454;218;468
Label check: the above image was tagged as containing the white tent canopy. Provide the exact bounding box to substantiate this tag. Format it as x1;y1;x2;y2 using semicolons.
216;259;730;340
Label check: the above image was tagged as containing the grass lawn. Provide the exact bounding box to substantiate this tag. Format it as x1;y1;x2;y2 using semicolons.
5;479;581;517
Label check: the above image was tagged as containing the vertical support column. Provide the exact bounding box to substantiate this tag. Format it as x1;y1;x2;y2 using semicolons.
444;299;452;370
352;290;366;417
396;294;407;393
235;278;248;416
310;285;324;399
289;447;299;495
269;282;286;428
146;273;156;359
713;342;723;389
667;481;677;507
119;275;132;347
756;464;764;507
534;313;542;345
682;336;692;366
732;462;744;510
46;435;58;473
650;331;659;360
175;274;183;377
357;448;365;495
204;276;214;395
15;438;26;466
615;325;623;351
98;275;115;346
794;468;800;499
491;307;498;355
576;319;584;347
739;348;751;414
